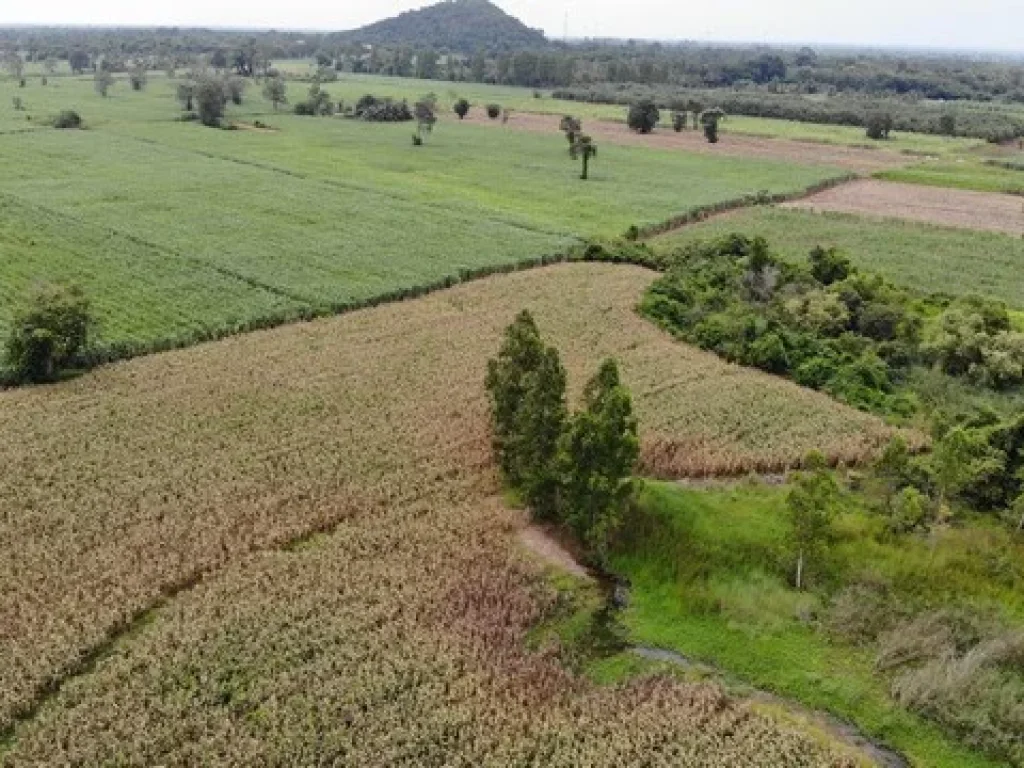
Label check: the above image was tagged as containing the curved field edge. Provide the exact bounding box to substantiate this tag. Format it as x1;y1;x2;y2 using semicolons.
0;263;897;753
0;169;855;385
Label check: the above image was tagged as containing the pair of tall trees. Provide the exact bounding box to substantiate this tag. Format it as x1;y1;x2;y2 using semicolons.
486;311;639;563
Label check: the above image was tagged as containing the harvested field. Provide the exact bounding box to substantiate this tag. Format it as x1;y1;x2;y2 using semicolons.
0;264;894;762
785;179;1024;236
457;110;910;175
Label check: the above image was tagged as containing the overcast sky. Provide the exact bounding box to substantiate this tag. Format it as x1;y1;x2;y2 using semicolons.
3;0;1022;53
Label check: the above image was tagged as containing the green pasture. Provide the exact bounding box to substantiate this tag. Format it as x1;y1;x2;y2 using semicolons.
0;73;842;353
613;481;1022;768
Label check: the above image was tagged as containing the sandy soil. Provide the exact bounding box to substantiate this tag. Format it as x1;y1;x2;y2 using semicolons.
785;179;1024;236
454;111;910;174
518;524;590;579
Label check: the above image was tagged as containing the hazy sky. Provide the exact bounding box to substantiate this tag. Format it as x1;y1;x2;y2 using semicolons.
3;0;1022;53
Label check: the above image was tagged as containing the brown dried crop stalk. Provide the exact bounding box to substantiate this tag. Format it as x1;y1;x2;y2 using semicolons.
0;264;883;765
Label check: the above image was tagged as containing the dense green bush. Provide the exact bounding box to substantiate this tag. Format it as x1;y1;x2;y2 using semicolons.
5;283;92;383
354;94;413;121
640;235;1021;424
52;110;82;129
626;99;660;134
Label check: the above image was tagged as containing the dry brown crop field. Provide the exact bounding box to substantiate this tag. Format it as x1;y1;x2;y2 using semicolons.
785;179;1024;236
0;264;892;764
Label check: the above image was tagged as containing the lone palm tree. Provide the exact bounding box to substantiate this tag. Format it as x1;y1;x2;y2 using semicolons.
570;134;597;180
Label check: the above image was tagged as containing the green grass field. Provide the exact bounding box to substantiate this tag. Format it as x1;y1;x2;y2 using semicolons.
652;206;1024;308
613;481;1023;768
0;74;845;355
878;158;1024;195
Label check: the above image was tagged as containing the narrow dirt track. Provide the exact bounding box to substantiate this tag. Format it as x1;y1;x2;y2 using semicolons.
455;111;911;174
785;179;1024;236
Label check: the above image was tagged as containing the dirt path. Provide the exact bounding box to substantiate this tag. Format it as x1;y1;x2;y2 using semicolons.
785;179;1024;236
519;524;591;579
455;111;911;175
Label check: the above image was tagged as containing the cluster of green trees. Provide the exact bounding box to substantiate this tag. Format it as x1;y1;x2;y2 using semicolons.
643;236;1024;420
4;283;92;384
354;93;414;121
486;311;638;564
554;84;1024;142
174;73;246;126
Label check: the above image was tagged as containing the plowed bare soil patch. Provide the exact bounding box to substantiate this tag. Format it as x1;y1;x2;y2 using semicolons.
458;111;908;174
0;264;892;765
785;179;1024;236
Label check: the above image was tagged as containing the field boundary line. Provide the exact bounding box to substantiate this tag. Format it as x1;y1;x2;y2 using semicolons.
636;172;859;240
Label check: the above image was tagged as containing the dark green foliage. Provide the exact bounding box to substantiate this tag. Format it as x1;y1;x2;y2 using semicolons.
671;111;686;132
52;110;82;129
569;134;597;180
701;107;725;143
808;245;851;285
486;103;501;119
484;310;546;487
453;98;470;119
559;115;582;144
866;111;894;140
413;95;437;143
557;360;639;565
922;298;1024;389
333;0;547;52
6;283;92;383
640;234;1024;425
485;319;638;562
294;81;334;117
516;347;568;521
262;76;287;110
355;94;413;121
626;99;660;134
194;77;227;126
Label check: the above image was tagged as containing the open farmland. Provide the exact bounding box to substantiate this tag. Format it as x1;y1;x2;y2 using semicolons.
0;74;846;358
0;263;898;760
785;179;1024;236
459;109;904;174
652;206;1024;307
273;69;982;156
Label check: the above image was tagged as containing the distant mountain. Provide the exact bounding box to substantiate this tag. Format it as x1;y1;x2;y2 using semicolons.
337;0;547;52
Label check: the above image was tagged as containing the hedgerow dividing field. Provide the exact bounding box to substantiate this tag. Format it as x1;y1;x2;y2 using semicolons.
0;74;846;357
0;264;894;762
653;205;1024;308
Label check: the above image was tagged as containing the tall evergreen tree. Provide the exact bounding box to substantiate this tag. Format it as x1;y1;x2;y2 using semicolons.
485;311;545;486
557;359;639;564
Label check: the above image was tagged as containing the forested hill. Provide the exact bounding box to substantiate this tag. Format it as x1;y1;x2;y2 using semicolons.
334;0;547;52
